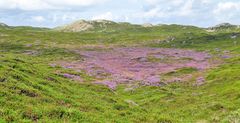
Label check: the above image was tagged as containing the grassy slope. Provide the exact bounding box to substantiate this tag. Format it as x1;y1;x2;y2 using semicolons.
0;25;240;122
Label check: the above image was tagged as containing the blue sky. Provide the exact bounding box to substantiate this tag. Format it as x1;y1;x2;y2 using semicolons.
0;0;240;28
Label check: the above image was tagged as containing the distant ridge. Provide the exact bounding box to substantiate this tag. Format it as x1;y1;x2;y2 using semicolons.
142;23;154;27
54;19;118;32
54;19;240;32
209;23;240;30
0;22;8;27
54;19;167;32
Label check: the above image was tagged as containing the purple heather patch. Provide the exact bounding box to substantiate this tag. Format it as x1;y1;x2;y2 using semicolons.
195;77;206;86
62;73;83;82
58;47;218;89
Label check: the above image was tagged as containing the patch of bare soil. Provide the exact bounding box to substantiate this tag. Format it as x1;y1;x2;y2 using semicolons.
57;47;220;89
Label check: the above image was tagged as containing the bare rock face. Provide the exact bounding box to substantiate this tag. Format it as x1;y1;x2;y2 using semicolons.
54;19;117;32
54;20;94;32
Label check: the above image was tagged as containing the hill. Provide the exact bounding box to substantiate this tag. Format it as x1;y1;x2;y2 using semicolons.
208;23;240;32
54;19;134;32
0;22;8;27
54;19;172;32
54;20;205;36
0;21;240;122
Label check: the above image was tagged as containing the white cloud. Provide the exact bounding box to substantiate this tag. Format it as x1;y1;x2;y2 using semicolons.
200;0;211;4
141;0;195;19
213;2;240;14
44;0;108;7
145;0;184;6
0;0;54;10
213;1;240;22
178;0;194;16
141;8;166;18
92;12;115;20
1;0;240;27
0;0;108;10
31;16;46;22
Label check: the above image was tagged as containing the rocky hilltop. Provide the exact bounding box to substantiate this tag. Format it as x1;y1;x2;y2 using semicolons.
209;23;240;30
54;19;120;32
57;19;240;33
0;22;8;27
54;19;163;32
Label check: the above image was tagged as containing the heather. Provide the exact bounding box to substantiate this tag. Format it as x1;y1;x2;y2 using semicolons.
57;47;215;89
0;23;240;122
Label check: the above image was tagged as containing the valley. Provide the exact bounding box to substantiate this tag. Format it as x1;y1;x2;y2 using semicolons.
0;20;240;122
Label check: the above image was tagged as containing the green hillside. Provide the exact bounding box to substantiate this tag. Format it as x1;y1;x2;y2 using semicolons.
0;21;240;122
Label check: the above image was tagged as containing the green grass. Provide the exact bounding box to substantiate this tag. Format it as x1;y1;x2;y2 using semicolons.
0;24;240;122
164;67;198;77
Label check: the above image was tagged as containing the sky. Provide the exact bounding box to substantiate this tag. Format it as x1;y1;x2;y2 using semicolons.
0;0;240;28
